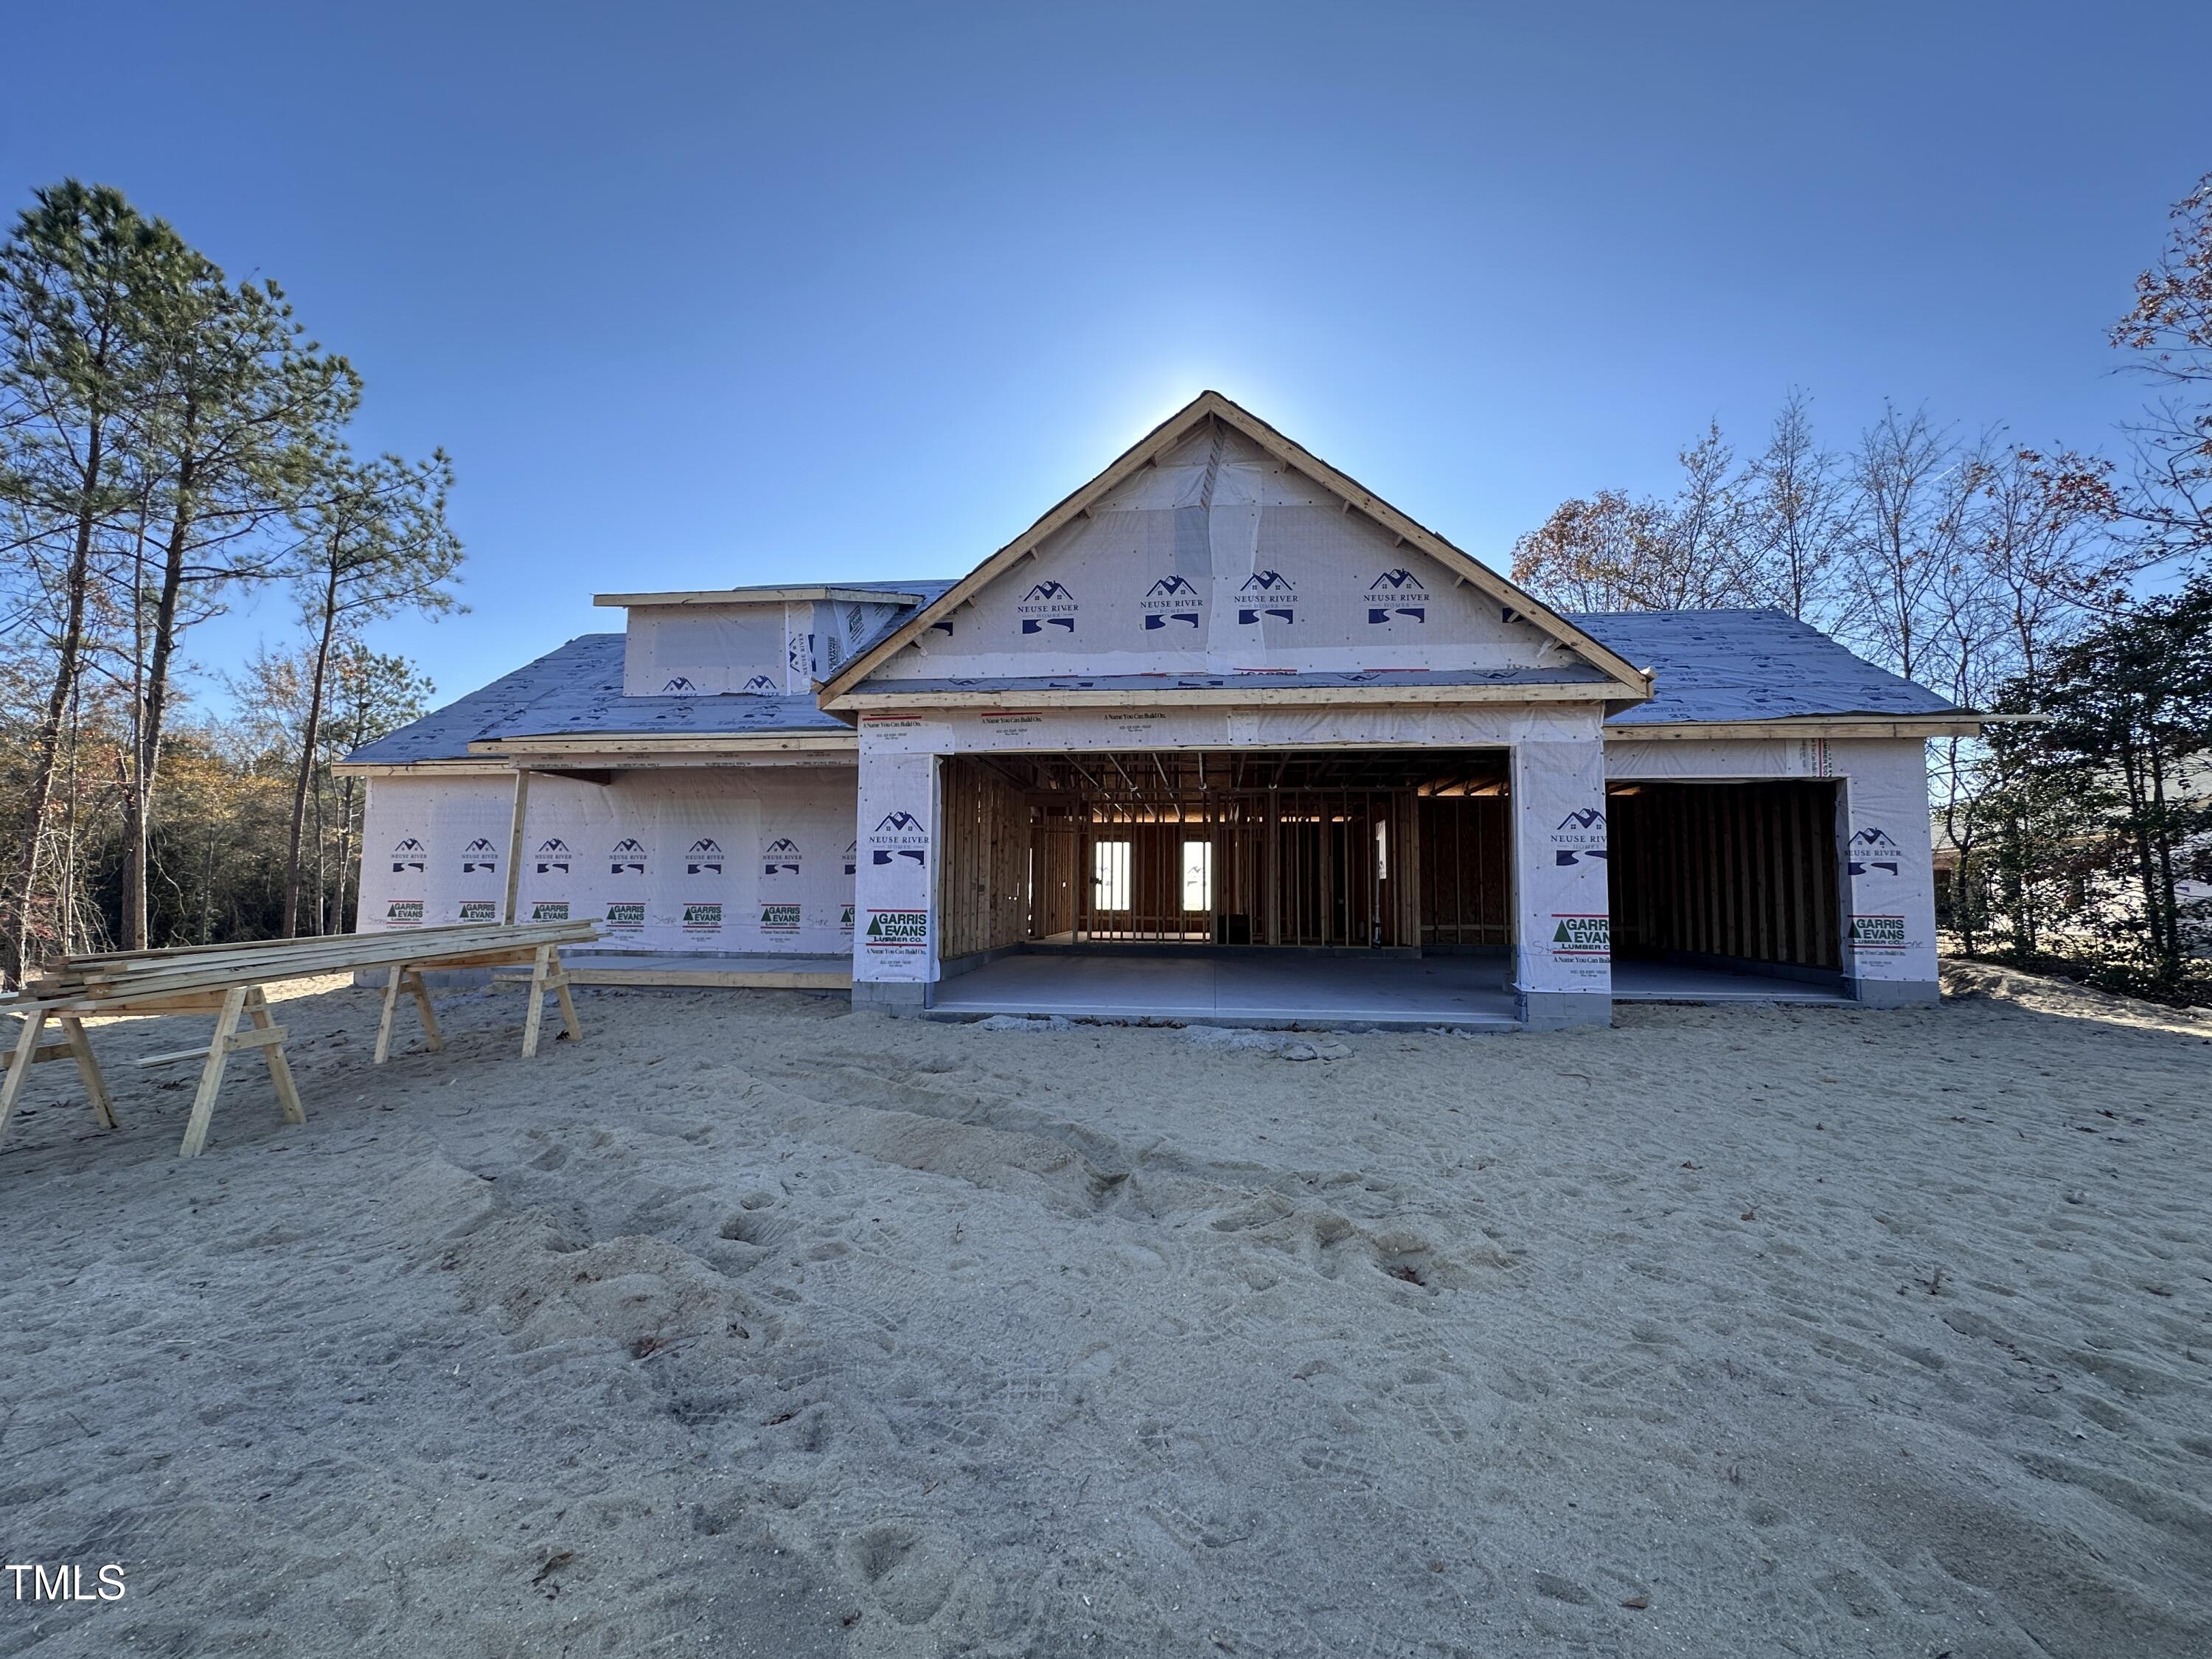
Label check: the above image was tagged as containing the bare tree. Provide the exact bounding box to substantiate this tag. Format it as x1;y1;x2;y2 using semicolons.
2110;170;2212;570
1739;390;1848;623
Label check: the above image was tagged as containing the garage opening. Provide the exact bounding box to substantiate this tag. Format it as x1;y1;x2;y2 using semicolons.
1605;779;1846;995
931;749;1518;1025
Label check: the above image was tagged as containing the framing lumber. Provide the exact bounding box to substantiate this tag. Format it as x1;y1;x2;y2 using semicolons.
1;921;597;1159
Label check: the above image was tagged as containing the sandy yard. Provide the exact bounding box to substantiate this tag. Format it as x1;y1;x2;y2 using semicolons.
0;965;2207;1658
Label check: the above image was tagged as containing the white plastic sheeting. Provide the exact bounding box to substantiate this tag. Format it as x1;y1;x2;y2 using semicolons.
873;425;1568;681
358;768;858;955
852;751;936;981
1831;740;1940;987
1512;737;1613;996
623;606;790;697
1605;737;1837;780
622;598;922;698
855;700;1607;759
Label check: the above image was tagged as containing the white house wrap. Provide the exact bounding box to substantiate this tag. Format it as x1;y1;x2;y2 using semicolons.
341;394;1976;1026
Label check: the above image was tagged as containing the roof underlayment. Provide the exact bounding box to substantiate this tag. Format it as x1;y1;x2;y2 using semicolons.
344;599;1960;768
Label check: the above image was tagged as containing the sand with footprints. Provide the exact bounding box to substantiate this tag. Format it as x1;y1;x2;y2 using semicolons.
1;966;2207;1656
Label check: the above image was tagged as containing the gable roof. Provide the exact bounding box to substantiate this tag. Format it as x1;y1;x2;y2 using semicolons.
818;392;1655;706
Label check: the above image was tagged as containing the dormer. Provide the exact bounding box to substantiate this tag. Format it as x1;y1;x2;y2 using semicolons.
593;584;926;697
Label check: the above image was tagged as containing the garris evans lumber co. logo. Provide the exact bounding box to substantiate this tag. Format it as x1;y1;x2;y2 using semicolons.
1848;827;1902;877
865;908;928;947
682;902;723;932
608;838;648;876
762;838;801;877
385;898;424;924
530;900;569;922
1550;914;1610;955
390;838;426;874
1849;914;1907;949
459;900;497;922
1551;808;1609;868
869;811;928;868
759;902;801;932
1017;580;1077;635
1368;568;1427;625
605;902;644;929
1238;568;1295;625
685;838;723;875
460;838;498;874
741;674;777;694
535;838;572;875
1141;574;1201;632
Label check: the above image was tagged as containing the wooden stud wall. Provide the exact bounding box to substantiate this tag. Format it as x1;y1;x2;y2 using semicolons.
939;759;1032;961
1416;796;1511;946
1607;782;1841;970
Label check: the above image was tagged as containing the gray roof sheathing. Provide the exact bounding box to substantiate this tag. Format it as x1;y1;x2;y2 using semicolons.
1569;609;1959;726
346;597;1959;767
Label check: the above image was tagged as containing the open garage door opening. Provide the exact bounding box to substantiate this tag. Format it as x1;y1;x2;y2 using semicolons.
929;748;1521;1026
1605;779;1851;1001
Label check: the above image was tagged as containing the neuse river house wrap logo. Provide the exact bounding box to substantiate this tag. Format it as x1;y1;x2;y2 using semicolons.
869;811;928;868
762;838;801;877
608;838;648;877
1017;580;1078;635
1237;568;1295;625
685;838;723;875
1551;808;1609;868
866;908;928;947
1366;567;1427;625
535;838;571;875
1848;827;1902;877
843;841;858;877
460;838;498;875
741;673;777;695
390;838;426;874
1140;574;1202;631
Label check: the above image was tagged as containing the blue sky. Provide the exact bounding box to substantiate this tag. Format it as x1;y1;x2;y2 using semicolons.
5;1;2208;712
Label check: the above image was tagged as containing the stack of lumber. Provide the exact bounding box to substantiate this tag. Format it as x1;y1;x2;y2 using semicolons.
13;920;599;1011
4;921;599;1160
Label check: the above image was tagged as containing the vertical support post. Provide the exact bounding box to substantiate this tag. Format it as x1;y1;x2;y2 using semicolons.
60;1016;116;1130
374;963;405;1064
552;946;581;1043
502;768;532;925
0;1007;52;1147
248;987;306;1124
406;972;445;1051
179;987;248;1158
1509;723;1613;1029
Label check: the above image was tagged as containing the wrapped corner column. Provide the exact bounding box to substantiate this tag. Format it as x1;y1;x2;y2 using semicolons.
852;746;939;1011
1832;740;1941;1005
1510;734;1613;1029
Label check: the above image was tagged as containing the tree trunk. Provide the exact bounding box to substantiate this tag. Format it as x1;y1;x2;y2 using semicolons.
121;448;199;950
282;568;341;938
4;422;105;985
